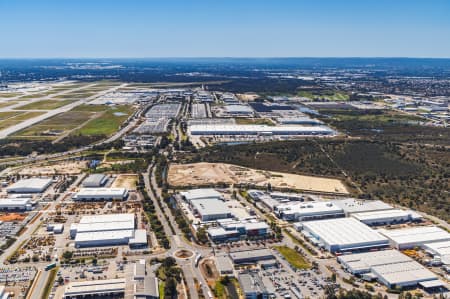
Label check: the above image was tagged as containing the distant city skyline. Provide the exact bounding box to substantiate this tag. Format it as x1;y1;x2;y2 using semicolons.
1;0;450;58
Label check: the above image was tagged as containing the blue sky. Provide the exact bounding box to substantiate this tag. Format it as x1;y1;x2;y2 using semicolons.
0;0;449;58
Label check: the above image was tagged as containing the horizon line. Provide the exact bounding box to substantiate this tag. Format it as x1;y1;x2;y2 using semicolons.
1;56;450;60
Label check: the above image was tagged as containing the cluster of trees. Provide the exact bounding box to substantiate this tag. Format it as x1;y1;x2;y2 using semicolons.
137;175;170;249
157;257;182;299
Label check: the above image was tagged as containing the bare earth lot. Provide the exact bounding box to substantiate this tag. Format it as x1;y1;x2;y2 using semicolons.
168;162;348;194
111;174;138;190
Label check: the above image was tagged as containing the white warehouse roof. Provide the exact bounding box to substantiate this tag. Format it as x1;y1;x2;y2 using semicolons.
180;188;222;202
332;198;393;215
79;213;134;224
276;201;344;221
303;218;389;252
338;250;440;288
64;278;125;298
351;209;422;225
0;197;32;209
378;226;450;249
188;124;334;136
6;178;52;193
74;188;128;200
191;198;231;217
82;174;107;187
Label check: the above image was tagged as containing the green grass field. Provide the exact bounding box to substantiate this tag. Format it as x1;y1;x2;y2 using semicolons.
74;105;134;136
274;245;310;269
0;111;45;130
14;99;75;110
14;111;95;138
235;118;275;126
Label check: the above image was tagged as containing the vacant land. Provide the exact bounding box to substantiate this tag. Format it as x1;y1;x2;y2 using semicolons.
111;174;138;189
0;111;22;120
274;246;310;269
12;161;88;176
0;111;45;130
168;162;348;194
0;101;18;109
13;111;95;138
179;139;449;221
74;105;134;136
235;118;274;125
14;99;75;110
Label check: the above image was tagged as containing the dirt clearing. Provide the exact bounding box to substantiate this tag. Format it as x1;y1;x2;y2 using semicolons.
168;162;348;194
111;174;138;190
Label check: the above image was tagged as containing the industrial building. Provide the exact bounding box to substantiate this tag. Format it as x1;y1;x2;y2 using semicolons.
239;271;275;299
133;259;159;299
230;249;274;264
0;197;32;211
422;241;450;265
215;254;235;277
82;174;108;187
275;201;344;222
351;209;423;226
338;250;444;289
180;188;223;203
378;226;450;250
64;278;126;298
73;188;128;201
190;198;232;221
71;213;147;248
302;218;389;253
332;198;394;216
207;219;270;242
6;178;52;193
223;104;254;116
189;124;334;136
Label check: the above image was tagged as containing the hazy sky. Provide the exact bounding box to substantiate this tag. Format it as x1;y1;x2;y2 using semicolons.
1;0;449;58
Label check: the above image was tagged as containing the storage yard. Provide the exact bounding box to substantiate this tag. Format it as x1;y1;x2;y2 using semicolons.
168;162;349;194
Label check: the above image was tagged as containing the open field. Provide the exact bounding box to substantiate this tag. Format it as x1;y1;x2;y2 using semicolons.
11;160;88;176
0;111;45;130
235;118;274;125
0;101;18;109
73;105;134;136
14;99;75;110
178;139;449;221
274;246;310;269
0;92;23;98
111;174;138;189
0;111;22;120
13;110;96;138
168;162;349;194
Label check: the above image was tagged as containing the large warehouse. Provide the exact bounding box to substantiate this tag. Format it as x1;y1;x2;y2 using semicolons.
230;249;274;264
351;209;423;226
180;188;223;203
332;198;394;216
0;197;32;211
190;198;232;221
378;226;450;250
423;241;450;265
73;188;128;201
302;218;389;253
82;174;108;187
64;279;126;299
71;213;147;248
275;201;344;222
188;124;334;136
338;250;442;289
6;178;52;193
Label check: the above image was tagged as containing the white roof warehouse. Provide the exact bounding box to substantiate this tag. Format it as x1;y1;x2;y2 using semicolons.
188;124;334;136
6;178;52;193
302;218;389;253
73;188;129;201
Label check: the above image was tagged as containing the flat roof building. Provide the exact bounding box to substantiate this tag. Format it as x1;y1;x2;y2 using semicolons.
0;197;32;211
64;278;126;299
6;178;52;193
73;188;128;201
190;198;232;221
275;201;344;222
189;124;334;136
180;188;223;203
230;249;274;264
215;254;235;277
238;272;275;299
302;218;389;253
82;174;108;187
378;226;450;250
332;199;394;216
422;241;450;265
351;209;423;226
338;250;441;289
